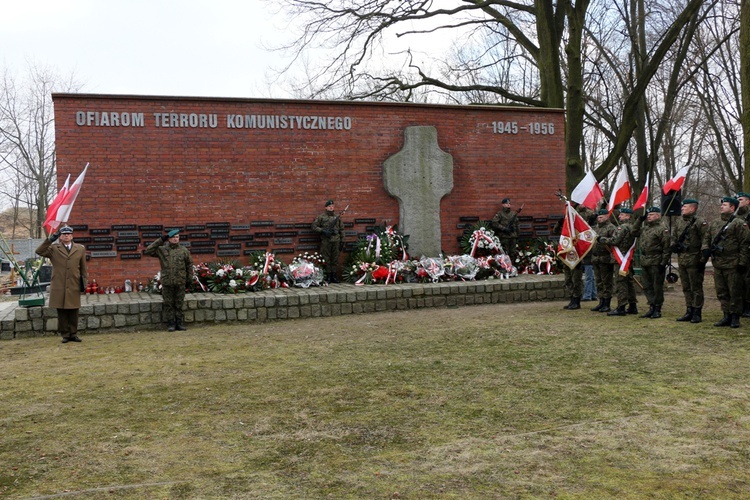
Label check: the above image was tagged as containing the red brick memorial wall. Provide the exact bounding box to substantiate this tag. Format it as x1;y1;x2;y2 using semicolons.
52;94;565;288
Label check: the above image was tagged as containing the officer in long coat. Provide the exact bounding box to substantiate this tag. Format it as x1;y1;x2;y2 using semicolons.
35;225;87;343
636;207;671;318
145;229;193;331
702;196;750;328
670;198;708;323
590;209;616;313
490;198;520;262
312;200;344;283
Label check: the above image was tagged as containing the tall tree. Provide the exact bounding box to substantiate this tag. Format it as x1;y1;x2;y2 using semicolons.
0;64;80;238
741;0;750;190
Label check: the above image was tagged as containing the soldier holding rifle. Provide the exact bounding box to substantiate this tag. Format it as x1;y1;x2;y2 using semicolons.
490;198;521;262
312;199;346;283
701;196;750;328
670;198;707;323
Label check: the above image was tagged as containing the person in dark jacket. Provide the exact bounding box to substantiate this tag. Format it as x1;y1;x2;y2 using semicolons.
145;229;193;331
35;225;87;343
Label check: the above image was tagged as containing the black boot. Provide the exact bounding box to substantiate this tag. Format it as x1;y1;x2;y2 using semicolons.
743;302;750;318
690;307;702;323
626;303;639;315
175;321;187;331
651;305;662;319
567;297;581;310
640;305;655;318
714;314;731;327
607;305;627;316
677;307;693;322
167;321;176;332
599;297;612;313
591;299;604;312
730;313;741;329
563;297;575;309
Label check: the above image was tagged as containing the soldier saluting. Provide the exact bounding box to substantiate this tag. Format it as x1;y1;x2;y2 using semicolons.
312;199;345;283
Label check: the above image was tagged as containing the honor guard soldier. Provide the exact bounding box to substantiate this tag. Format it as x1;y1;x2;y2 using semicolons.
636;207;671;318
598;207;639;316
490;198;520;262
590;209;616;313
670;198;708;323
312;200;345;283
145;229;193;332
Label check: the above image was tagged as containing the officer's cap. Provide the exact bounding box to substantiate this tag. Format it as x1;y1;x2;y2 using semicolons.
682;198;699;205
325;199;334;207
722;196;739;208
59;226;74;234
647;207;661;214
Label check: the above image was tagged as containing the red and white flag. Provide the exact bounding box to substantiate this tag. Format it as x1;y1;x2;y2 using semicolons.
570;171;605;210
662;166;689;194
612;240;637;276
42;174;70;234
633;172;650;211
557;201;596;269
607;168;631;213
53;163;89;225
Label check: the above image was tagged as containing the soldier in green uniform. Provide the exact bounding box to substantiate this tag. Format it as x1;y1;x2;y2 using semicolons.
145;229;193;331
671;198;708;323
590;209;616;313
554;202;595;310
490;198;520;262
736;192;750;317
312;199;345;283
598;207;639;316
702;197;750;328
635;207;671;319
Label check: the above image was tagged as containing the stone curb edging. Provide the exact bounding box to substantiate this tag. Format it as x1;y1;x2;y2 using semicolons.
1;275;566;340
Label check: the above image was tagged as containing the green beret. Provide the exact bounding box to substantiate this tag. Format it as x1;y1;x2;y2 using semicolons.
647;207;661;213
597;209;609;216
681;198;699;205
722;196;739;207
325;199;334;207
619;207;633;214
737;192;750;199
501;198;511;204
168;229;180;237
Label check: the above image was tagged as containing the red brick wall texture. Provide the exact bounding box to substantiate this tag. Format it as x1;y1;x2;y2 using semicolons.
52;94;566;288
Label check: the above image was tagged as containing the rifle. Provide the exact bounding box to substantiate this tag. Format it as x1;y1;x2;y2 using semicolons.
671;217;696;254
323;204;349;238
707;205;740;256
499;203;524;234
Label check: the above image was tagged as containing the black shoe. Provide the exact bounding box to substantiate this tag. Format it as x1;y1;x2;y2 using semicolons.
563;298;574;310
175;323;187;331
640;306;655;319
607;305;627;316
651;305;662;319
690;308;702;324
591;299;604;312
567;297;581;310
731;314;741;329
677;307;693;322
62;336;82;343
167;322;176;332
599;298;612;313
626;304;639;315
714;314;731;327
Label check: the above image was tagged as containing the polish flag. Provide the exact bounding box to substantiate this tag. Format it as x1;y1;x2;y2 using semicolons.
612;240;637;276
557;201;596;269
570;171;605;210
633;172;650;211
662;166;689;194
42;174;70;234
54;163;89;224
607;168;631;213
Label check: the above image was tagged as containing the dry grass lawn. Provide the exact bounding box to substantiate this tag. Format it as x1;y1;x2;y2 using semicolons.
1;284;750;498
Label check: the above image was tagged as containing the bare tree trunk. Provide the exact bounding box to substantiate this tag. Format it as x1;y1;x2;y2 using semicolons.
742;0;750;191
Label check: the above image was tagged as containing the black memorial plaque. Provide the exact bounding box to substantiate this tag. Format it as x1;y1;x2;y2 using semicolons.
111;224;136;231
254;232;273;238
185;224;205;231
218;243;241;250
298;229;316;236
294;223;312;229
251;221;274;226
344;230;358;237
87;244;113;251
459;216;479;222
518;216;533;222
117;245;139;252
230;234;253;241
217;250;241;257
93;236;114;243
299;237;319;243
139;224;163;231
273;238;293;245
296;244;318;250
70;224;88;231
457;223;468;229
190;248;216;255
116;238;141;244
274;248;294;254
142;232;162;239
275;223;294;229
355;218;376;224
189;232;209;239
232;224;251;231
117;230;139;237
365;226;375;232
274;231;298;237
190;241;216;248
245;240;269;247
90;251;117;258
120;253;142;260
90;228;110;235
519;231;534;238
207;222;230;228
74;237;92;244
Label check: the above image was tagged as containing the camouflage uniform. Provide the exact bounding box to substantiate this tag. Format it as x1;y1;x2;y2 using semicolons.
671;212;708;320
599;217;639;313
145;237;193;328
737;204;750;316
636;217;671;313
491;207;519;261
312;211;344;280
702;214;750;324
590;217;616;311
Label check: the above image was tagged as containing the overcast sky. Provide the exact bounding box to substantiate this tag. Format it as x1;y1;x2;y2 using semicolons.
2;0;295;98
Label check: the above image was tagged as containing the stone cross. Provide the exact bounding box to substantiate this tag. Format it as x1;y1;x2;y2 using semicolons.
383;126;454;258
